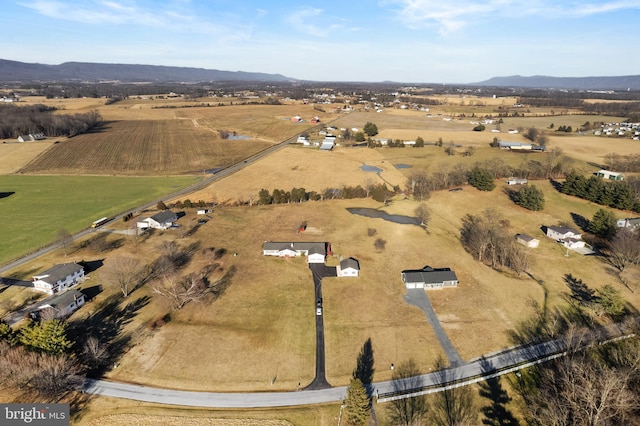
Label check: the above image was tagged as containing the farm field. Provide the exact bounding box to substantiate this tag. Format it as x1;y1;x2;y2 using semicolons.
5;176;639;393
18;120;275;175
2;94;640;425
0;175;199;265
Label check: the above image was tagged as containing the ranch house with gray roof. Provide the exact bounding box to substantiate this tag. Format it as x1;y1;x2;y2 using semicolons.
402;266;459;290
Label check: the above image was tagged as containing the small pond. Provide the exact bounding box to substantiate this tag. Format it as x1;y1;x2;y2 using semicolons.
394;164;412;169
360;165;383;173
227;134;251;140
347;207;421;225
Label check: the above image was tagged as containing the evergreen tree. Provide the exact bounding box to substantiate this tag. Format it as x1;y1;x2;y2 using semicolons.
515;184;545;211
20;320;73;355
258;188;272;204
344;378;370;425
588;208;618;240
468;166;496;191
0;321;16;345
363;122;378;137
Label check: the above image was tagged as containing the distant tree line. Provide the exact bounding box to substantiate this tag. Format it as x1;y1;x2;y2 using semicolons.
604;153;640;172
258;184;397;205
0;104;102;138
405;153;570;200
562;171;640;212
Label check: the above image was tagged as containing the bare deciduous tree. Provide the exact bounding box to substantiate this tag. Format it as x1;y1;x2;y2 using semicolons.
81;335;109;371
103;256;145;297
387;359;429;425
57;228;72;256
606;228;640;274
527;355;638;426
152;273;209;310
430;356;476;426
408;172;431;202
414;203;431;228
0;342;84;400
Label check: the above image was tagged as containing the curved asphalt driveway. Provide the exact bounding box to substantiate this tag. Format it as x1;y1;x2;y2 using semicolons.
403;289;463;367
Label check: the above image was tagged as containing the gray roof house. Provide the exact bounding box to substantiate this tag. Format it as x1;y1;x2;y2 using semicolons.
338;257;360;277
263;242;331;263
34;289;86;319
32;263;85;294
137;209;178;230
402;266;458;290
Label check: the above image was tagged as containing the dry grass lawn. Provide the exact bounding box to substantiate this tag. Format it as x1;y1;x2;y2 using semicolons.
0;141;58;173
73;395;339;426
3;98;640;421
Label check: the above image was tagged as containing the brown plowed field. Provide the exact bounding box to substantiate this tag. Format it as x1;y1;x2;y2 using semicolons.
18;120;274;175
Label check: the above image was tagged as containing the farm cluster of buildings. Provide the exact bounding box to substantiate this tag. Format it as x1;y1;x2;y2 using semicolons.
593;121;640;140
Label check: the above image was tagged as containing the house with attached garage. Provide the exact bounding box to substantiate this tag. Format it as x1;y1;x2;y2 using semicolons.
137;210;178;230
401;266;459;290
546;225;586;249
337;257;360;277
263;241;332;263
33;289;86;319
32;263;85;294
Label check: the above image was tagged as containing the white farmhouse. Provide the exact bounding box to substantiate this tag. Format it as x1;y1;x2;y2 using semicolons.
137;210;178;230
32;263;85;294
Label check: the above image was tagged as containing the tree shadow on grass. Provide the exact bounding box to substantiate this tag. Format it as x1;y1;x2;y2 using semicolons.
68;293;150;377
478;358;520;425
570;212;590;233
353;337;375;398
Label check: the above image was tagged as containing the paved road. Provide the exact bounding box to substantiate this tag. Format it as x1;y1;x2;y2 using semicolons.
403;289;463;367
0;121;330;277
83;320;636;407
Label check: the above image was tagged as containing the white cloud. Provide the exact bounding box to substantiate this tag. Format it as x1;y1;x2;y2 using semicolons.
18;0;239;35
389;0;640;33
285;7;333;37
286;7;326;37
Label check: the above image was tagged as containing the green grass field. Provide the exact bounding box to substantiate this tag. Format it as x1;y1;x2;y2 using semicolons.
0;175;200;265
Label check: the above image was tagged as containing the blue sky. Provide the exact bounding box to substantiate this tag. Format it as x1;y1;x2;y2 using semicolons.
3;0;640;83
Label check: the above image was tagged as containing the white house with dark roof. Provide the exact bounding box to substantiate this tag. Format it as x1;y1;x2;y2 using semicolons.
262;242;331;263
338;257;360;277
34;289;86;319
401;266;458;290
546;225;582;241
546;225;586;249
32;263;85;294
137;209;178;230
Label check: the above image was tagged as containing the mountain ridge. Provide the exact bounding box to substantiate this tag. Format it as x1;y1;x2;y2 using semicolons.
0;59;292;83
472;74;640;90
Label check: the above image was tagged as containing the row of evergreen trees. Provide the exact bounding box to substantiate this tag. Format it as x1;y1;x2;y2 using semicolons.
258;184;397;205
561;171;640;212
